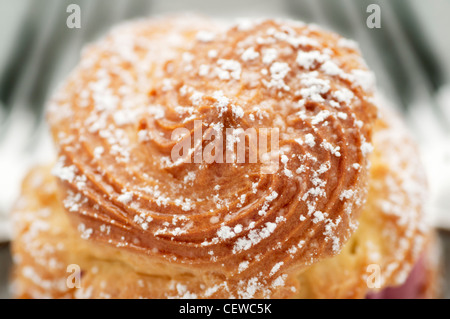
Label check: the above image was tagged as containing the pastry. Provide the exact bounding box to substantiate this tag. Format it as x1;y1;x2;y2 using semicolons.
10;15;439;298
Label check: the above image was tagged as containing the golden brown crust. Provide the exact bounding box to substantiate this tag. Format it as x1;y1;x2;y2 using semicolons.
11;105;434;298
10;15;434;299
292;102;431;298
45;15;378;296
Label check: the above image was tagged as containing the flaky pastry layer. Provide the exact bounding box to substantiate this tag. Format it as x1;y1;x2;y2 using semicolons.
44;15;379;295
11;104;434;298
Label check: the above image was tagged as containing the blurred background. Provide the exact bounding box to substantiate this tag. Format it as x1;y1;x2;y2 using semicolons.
0;0;449;298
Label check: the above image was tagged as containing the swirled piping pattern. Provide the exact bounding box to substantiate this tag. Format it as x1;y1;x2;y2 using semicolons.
47;15;378;297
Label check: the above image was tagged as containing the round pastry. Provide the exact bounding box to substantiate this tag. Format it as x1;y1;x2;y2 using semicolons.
10;15;439;299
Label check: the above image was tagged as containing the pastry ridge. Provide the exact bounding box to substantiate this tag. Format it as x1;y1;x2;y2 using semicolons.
10;15;435;299
46;15;378;297
10;106;435;298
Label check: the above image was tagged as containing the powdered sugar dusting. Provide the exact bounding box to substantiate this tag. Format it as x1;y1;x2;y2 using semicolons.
45;15;380;298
